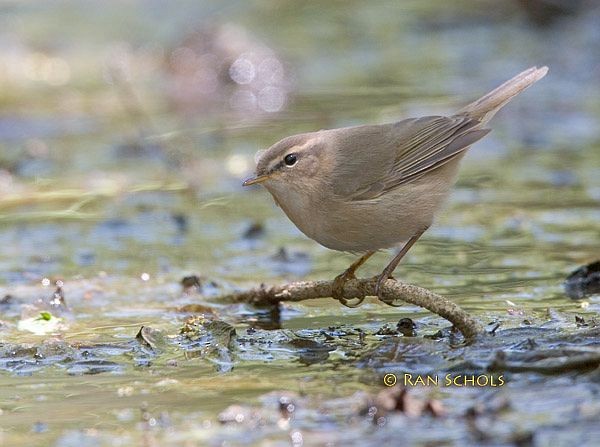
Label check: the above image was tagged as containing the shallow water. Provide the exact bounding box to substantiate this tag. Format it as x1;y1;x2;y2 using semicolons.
1;1;599;446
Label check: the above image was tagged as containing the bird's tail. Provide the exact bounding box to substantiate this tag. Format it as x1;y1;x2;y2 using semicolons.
458;66;548;123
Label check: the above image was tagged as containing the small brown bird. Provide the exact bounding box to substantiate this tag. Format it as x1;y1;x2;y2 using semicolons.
244;67;548;307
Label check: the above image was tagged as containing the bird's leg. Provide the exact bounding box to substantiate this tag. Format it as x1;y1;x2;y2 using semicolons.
332;251;375;308
375;228;428;305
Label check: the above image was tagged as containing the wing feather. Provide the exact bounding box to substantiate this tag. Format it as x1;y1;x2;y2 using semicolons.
338;115;489;201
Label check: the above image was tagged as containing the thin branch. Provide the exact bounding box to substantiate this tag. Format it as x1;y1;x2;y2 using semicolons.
220;277;485;339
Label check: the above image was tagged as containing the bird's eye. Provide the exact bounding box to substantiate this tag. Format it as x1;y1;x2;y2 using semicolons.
284;153;297;166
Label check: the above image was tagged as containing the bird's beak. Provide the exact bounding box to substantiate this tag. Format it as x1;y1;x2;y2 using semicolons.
243;174;270;186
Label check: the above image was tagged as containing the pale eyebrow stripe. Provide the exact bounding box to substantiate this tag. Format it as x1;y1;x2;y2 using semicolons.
267;144;304;172
254;149;266;164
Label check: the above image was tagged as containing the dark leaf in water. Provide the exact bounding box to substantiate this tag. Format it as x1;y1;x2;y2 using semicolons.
181;274;202;292
511;338;538;350
288;337;335;365
564;260;600;299
172;213;188;234
575;315;591;327
242;222;265;240
247;304;281;330
67;360;122;375
397;318;417;337
135;326;166;351
488;323;501;335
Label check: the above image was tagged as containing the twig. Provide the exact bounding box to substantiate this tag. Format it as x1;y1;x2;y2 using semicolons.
219;277;485;339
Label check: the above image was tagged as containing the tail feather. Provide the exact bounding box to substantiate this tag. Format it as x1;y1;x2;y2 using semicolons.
458;66;548;123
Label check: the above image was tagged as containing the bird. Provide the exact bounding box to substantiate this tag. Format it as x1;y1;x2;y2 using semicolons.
243;66;548;307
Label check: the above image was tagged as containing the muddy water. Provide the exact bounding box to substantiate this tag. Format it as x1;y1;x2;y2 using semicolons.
1;1;599;446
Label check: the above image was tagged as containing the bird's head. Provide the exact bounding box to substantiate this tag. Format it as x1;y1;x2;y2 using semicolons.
243;132;329;193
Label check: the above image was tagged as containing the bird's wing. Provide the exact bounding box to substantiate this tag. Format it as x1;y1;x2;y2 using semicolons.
333;115;489;201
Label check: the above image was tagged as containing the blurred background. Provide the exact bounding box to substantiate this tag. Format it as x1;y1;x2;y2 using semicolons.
0;0;599;282
0;1;599;445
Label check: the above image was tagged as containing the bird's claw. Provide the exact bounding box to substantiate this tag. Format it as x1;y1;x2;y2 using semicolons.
374;274;403;307
332;270;366;308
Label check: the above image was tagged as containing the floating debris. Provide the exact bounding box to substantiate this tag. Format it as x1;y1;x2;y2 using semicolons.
171;212;188;234
288;337;335;365
397;318;417;337
242;221;265;240
564;260;600;299
135;326;166;351
181;274;202;293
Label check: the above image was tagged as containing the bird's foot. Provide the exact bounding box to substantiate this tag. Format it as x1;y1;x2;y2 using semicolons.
374;273;403;307
332;270;365;308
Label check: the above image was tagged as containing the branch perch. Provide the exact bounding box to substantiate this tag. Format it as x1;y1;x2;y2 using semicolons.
219;277;485;339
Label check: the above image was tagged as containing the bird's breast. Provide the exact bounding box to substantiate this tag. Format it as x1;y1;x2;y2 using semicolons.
266;185;417;252
265;169;456;252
